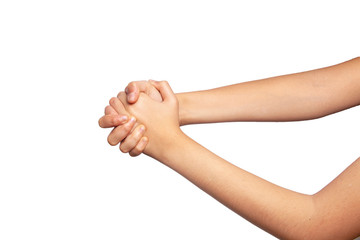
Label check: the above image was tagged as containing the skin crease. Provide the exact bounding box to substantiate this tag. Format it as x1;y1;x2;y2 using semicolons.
99;57;360;239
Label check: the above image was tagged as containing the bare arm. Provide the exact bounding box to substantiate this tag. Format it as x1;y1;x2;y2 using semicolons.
161;134;360;240
99;58;360;156
178;57;360;124
113;82;360;239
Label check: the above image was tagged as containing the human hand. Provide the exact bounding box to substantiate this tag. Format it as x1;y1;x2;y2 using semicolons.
117;81;183;160
98;80;163;156
98;98;148;157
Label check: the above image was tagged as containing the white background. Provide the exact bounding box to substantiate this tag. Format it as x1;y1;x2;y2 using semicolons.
0;1;359;239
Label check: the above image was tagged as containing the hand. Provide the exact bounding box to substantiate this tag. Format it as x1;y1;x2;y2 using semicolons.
98;98;148;157
117;81;183;160
98;80;162;156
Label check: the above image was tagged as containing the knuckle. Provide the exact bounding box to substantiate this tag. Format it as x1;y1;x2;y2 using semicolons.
110;116;118;125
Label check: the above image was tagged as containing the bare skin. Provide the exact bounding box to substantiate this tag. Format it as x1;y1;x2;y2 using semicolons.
98;57;360;239
99;57;360;152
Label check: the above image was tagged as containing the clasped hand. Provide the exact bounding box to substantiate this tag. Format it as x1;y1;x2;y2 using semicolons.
98;80;182;160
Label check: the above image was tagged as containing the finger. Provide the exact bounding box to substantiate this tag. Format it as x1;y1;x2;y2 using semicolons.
105;105;118;115
107;117;136;146
125;81;140;103
129;137;148;157
119;124;146;153
109;96;127;115
126;80;163;103
117;91;127;105
146;79;163;102
149;80;175;102
126;80;161;103
98;114;128;128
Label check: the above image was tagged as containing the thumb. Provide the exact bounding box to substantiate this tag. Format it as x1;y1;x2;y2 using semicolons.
149;80;175;103
125;82;139;103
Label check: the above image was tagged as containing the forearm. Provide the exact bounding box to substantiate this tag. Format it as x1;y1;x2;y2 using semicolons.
177;57;360;125
117;79;360;239
156;132;316;239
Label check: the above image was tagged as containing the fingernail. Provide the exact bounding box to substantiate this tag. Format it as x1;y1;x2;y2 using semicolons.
130;117;136;123
119;115;128;123
139;125;145;132
125;87;129;94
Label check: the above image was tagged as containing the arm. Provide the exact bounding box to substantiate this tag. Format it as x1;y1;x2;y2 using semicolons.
177;57;360;125
100;57;360;155
160;133;360;240
114;81;360;239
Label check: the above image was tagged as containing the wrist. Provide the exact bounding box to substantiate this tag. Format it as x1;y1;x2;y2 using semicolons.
176;93;191;126
147;129;189;164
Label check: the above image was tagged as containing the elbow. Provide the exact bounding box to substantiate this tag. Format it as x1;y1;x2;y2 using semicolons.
300;195;360;240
